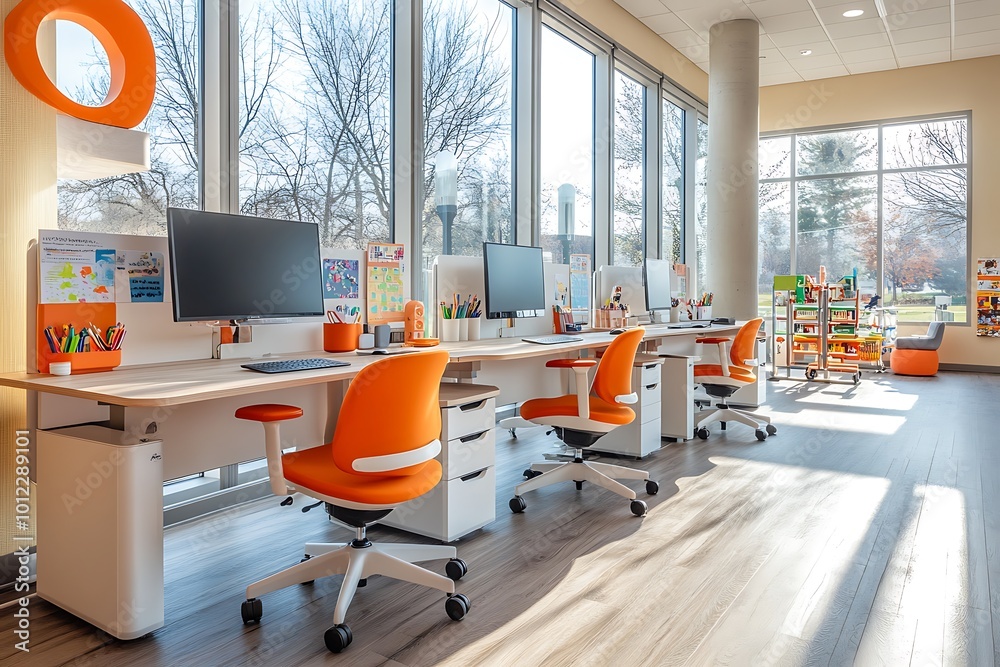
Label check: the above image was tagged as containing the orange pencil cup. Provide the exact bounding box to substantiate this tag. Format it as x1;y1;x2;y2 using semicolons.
323;323;362;352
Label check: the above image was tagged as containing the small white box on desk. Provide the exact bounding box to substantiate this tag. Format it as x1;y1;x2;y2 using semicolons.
381;383;499;541
37;425;164;640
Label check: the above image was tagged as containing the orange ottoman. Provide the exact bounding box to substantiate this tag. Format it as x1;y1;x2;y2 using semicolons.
890;348;939;376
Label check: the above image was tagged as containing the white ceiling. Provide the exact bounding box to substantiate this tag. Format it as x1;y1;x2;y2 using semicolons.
615;0;1000;86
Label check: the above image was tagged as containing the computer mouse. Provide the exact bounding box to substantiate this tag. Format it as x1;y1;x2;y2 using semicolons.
610;328;626;335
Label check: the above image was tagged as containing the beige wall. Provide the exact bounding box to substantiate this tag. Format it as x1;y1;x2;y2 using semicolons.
1;1;56;555
760;56;1000;368
567;0;708;102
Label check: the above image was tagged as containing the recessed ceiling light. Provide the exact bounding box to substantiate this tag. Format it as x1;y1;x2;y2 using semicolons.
760;55;767;59
842;9;865;17
800;49;813;55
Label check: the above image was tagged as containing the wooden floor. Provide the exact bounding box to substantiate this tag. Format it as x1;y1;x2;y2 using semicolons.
5;371;1000;666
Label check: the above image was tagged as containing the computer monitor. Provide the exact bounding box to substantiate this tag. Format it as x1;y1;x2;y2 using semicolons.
167;208;325;323
644;258;673;312
483;242;546;319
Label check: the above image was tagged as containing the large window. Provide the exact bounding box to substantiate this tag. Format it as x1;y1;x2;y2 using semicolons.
694;118;709;293
612;70;646;267
662;98;684;264
57;0;200;235
421;0;515;271
760;115;969;323
238;0;391;249
539;24;595;265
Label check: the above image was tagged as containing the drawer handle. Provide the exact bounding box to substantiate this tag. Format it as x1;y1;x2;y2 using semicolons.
460;468;488;482
644;364;659;370
459;430;489;443
459;399;488;412
645;384;658;390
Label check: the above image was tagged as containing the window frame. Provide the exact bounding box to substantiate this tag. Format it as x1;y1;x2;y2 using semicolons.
760;111;972;326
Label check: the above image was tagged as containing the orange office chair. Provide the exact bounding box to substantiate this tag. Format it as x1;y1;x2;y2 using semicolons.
234;350;470;654
693;318;776;442
509;328;658;517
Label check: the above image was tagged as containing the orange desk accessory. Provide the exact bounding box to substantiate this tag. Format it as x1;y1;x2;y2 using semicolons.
404;300;425;342
37;303;121;374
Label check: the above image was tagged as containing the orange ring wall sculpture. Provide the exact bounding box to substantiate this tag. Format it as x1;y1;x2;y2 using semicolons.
4;0;156;129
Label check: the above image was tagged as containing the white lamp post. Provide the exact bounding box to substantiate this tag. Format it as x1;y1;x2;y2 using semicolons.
557;183;576;263
435;150;458;255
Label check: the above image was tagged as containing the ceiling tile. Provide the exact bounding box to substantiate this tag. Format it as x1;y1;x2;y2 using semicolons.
885;7;951;30
838;45;896;64
744;0;809;20
792;64;851;79
659;0;728;12
896;50;951;67
758;11;820;34
675;4;757;38
951;44;1000;59
955;16;1000;36
779;40;838;58
846;59;899;74
614;0;668;19
760;59;798;75
769;26;831;47
760;72;805;86
642;12;688;34
890;24;951;45
660;28;707;49
677;45;710;64
955;0;1000;21
894;37;951;57
816;1;881;25
955;29;1000;49
825;18;887;39
790;53;847;70
834;32;891;51
883;0;949;11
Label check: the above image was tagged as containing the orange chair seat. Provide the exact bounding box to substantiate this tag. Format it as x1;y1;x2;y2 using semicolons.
890;348;939;376
281;445;442;505
520;395;634;426
235;404;304;422
694;364;756;384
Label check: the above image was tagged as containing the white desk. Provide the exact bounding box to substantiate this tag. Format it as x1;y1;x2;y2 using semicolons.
0;322;742;639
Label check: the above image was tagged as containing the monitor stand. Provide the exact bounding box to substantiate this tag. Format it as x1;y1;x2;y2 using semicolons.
650;310;670;324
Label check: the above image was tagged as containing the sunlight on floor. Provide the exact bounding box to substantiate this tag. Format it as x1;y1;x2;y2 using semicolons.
791;387;920;411
775;407;906;435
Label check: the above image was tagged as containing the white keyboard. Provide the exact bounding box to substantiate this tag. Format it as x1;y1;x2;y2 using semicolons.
522;335;584;345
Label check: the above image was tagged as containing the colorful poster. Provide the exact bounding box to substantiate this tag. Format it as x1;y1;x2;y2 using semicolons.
366;242;406;324
553;266;569;307
39;232;115;303
569;253;590;317
976;258;1000;337
117;251;164;303
323;258;360;299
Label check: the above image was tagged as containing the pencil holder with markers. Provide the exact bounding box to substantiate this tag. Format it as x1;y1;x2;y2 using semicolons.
36;303;123;374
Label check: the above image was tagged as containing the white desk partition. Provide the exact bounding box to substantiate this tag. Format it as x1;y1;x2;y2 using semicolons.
432;255;568;340
595;265;647;319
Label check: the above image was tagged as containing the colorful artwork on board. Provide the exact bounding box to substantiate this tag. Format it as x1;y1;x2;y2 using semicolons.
117;250;164;302
569;253;591;318
39;232;115;303
323;258;360;300
976;257;1000;337
366;242;406;324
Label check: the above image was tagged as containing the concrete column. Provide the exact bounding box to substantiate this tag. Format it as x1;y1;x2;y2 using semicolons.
706;19;759;320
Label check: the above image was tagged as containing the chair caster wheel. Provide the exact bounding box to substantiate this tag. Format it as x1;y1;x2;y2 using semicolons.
696;428;710;440
240;598;262;624
324;623;353;653
766;424;777;436
357;578;367;588
523;468;543;479
806;368;818;380
446;593;471;621
299;555;315;585
509;429;517;439
755;429;767;441
853;372;861;384
445;558;468;581
509;496;526;513
646;480;659;495
575;480;584;490
630;500;647;517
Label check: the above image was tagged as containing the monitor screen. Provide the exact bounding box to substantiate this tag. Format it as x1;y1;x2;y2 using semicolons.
483;242;546;319
167;208;324;322
644;258;673;312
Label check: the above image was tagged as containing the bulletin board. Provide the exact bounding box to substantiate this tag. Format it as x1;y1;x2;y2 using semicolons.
569;253;591;322
366;242;406;325
976;257;1000;337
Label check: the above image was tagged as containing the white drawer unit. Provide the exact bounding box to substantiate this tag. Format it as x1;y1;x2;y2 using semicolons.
589;357;664;459
660;354;699;440
381;383;500;542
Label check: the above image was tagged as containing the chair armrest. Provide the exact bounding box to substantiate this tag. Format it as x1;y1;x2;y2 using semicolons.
545;359;598;369
236;404;303;497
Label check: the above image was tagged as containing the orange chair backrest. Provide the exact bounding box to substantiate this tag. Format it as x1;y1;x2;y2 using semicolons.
730;318;763;369
332;350;449;478
592;328;644;404
4;0;156;129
